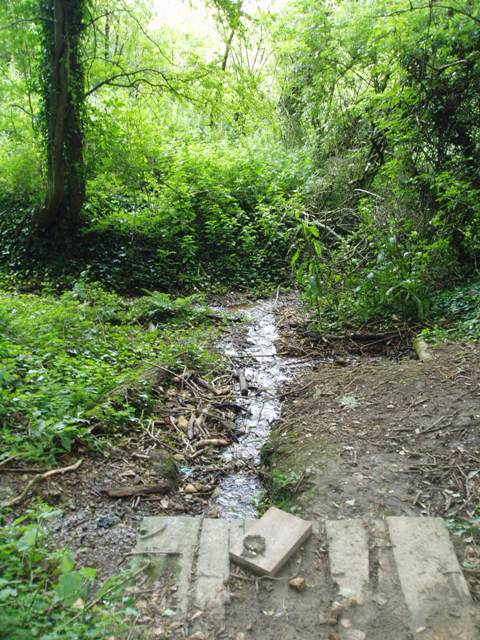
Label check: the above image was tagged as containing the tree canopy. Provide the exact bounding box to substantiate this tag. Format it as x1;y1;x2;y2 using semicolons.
0;0;478;314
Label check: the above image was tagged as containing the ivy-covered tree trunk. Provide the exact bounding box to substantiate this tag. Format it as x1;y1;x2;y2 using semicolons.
36;0;85;233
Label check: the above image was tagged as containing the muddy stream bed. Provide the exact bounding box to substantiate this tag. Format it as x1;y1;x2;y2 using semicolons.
1;296;306;580
209;298;295;518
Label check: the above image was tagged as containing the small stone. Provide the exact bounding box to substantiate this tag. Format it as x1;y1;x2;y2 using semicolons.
96;514;117;529
328;633;341;640
327;601;344;624
415;628;427;634
177;416;189;430
318;611;328;624
236;633;246;640
184;483;197;494
189;633;205;640
288;576;306;592
373;592;387;606
242;534;266;558
341;618;353;628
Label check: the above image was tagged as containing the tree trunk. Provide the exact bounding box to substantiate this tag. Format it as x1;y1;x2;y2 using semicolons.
36;0;85;234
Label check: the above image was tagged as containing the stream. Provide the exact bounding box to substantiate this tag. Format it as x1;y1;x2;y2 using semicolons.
210;299;294;519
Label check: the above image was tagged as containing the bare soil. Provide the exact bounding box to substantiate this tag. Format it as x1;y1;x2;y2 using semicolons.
266;334;480;598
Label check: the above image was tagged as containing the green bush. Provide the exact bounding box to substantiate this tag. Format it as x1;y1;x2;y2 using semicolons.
426;279;480;340
292;197;455;325
82;138;304;290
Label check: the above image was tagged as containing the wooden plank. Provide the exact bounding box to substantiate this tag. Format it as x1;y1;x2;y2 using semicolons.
229;507;312;576
326;519;369;600
388;516;475;640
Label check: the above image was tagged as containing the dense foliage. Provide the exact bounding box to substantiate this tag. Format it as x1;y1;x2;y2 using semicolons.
280;0;480;323
1;1;478;314
0;0;307;291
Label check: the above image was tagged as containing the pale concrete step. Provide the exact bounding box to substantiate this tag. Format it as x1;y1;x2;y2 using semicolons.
133;515;477;638
136;515;202;617
387;516;475;640
326;518;369;600
192;518;231;618
230;507;312;576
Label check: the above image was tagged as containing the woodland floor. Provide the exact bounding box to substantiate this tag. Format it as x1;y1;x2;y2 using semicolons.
1;293;479;637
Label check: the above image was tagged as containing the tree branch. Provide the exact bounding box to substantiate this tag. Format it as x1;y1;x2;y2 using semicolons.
84;67;209;102
376;3;480;25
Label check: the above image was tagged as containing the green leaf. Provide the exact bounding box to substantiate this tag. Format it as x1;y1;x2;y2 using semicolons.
55;572;87;604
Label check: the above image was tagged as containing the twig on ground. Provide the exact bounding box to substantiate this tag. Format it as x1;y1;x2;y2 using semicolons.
0;455;18;469
2;458;83;508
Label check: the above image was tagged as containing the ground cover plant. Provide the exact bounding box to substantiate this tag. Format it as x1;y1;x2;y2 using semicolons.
0;505;138;640
0;279;216;463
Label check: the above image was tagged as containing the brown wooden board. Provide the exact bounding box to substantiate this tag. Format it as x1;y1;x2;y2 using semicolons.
229;507;312;576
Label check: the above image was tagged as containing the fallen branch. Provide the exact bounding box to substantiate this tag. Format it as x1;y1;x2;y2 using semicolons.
417;415;448;435
236;369;249;396
0;455;19;470
126;550;179;557
2;459;83;508
192;375;225;396
102;482;171;498
212;401;250;414
195;438;230;449
414;337;433;362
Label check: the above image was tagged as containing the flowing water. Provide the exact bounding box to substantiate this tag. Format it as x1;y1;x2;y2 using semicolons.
210;299;294;519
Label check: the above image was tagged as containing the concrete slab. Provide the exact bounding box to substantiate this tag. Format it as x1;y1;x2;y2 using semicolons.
135;515;201;616
326;518;369;600
133;514;477;638
369;519;412;639
388;516;475;640
229;507;312;576
192;518;231;617
229;519;245;551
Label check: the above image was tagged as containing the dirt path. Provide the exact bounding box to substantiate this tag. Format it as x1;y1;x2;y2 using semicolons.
264;333;480;599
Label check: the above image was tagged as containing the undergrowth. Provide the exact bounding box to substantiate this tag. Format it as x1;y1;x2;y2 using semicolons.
0;505;137;640
422;279;480;342
0;277;216;464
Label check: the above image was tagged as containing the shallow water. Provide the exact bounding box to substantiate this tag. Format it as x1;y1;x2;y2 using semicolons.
210;299;292;519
